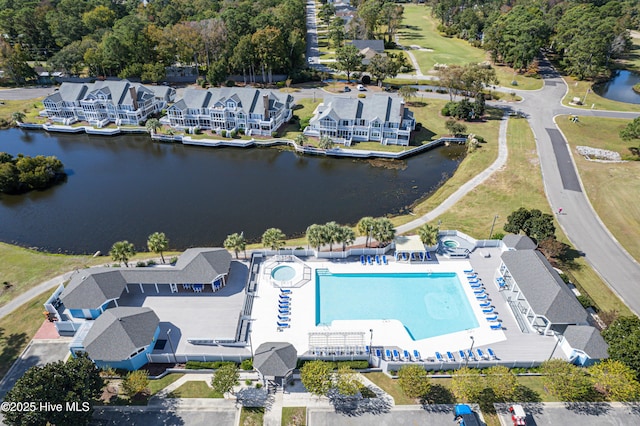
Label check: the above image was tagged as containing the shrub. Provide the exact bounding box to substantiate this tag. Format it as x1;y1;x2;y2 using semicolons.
271;131;278;138
193;127;202;135
169;256;178;265
441;101;457;117
230;129;238;138
577;294;594;309
245;379;252;385
299;117;310;130
296;360;369;370
357;94;366;98
221;130;227;138
146;260;157;266
276;81;286;88
185;361;238;370
256;382;262;388
241;359;253;370
136;261;147;267
238;128;245;135
225;80;235;87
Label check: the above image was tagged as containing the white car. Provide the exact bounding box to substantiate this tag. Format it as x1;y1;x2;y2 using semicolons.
357;84;366;91
307;57;313;64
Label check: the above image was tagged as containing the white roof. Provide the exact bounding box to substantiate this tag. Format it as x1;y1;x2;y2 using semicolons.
394;235;425;253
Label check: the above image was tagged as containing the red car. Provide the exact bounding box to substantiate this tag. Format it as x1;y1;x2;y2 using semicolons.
509;405;527;426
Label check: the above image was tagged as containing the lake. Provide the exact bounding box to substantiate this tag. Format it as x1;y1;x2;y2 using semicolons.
592;70;640;104
0;129;465;254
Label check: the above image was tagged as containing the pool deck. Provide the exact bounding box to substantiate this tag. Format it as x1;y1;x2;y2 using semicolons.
250;249;560;364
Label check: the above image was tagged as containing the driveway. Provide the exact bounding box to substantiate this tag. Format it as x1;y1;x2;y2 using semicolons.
496;402;640;426
0;340;70;398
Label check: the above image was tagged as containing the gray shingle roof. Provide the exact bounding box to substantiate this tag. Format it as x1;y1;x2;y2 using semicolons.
46;80;158;107
57;82;88;102
501;250;588;324
502;234;537;250
348;40;385;53
563;325;609;359
169;87;292;114
84;307;159;362
254;342;298;377
312;95;410;124
60;249;232;310
60;269;127;310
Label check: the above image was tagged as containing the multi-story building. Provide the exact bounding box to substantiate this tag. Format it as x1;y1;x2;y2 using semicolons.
42;80;175;126
166;87;294;136
304;94;415;146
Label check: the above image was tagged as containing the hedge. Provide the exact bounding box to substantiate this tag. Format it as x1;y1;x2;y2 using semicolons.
185;361;237;370
296;360;369;370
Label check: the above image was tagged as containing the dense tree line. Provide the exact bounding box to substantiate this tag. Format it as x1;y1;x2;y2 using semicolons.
430;0;638;80
0;152;65;194
0;0;308;84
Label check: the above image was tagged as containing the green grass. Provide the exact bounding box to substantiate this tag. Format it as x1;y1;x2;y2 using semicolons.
282;406;306;425
240;407;265;425
148;373;183;395
562;75;640;112
399;5;542;90
556;115;640;272
167;381;223;398
364;372;417;405
0;98;44;127
618;31;640;72
0;290;52;379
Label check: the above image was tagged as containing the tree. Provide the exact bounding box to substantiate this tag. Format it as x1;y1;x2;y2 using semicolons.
306;224;326;251
147;232;169;263
445;118;467;136
380;2;403;44
336;226;356;251
398;86;418;103
122;370;149;399
211;363;239;395
2;355;103;426
474;93;485;117
319;135;334;150
294;134;308;146
357;216;376;247
11;111;25;124
503;208;555;241
262;227;286;250
300;360;333;397
484;366;517;402
540;359;593;401
224;232;247;259
335;44;363;83
318;3;336;27
602;316;640;380
110;240;136;267
620;117;640;141
438;65;464;101
451;367;484;402
371;217;395;246
397;364;431;399
538;238;568;261
328;17;345;48
207;59;228;87
357;0;382;40
145;118;161;135
589;359;640;401
367;54;398;85
418;223;439;246
323;221;341;252
334;366;360;396
503;207;531;235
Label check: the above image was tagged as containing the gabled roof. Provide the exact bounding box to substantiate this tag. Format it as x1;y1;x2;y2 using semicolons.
170;87;292;115
502;234;537;250
84;307;159;362
563;325;609;359
254;342;297;377
501;250;588;324
57;82;89;102
60;269;127;310
311;95;410;124
348;39;385;53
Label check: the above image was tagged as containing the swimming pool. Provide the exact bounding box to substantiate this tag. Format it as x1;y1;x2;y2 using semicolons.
316;271;478;340
443;239;460;248
272;265;296;282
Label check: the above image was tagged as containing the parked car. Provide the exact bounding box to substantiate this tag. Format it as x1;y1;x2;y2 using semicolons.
454;404;481;426
357;84;366;91
344;86;351;92
508;405;527;425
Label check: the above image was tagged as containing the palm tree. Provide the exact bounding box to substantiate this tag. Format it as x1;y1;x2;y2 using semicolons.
294;134;308;147
357;216;375;247
262;227;286;250
224;232;246;259
318;135;334;150
372;217;396;246
147;232;169;263
417;223;439;247
11;111;25;124
323;221;341;252
337;226;356;251
306;224;325;251
110;240;136;267
145;118;161;134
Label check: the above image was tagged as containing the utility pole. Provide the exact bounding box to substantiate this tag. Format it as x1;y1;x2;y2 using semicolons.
489;214;499;239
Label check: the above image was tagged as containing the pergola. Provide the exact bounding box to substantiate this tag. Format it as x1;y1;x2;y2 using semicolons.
394;235;426;260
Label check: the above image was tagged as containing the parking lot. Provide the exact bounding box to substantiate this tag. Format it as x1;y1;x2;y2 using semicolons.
496;402;640;426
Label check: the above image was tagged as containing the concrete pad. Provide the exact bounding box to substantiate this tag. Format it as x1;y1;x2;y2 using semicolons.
0;340;70;398
91;406;237;425
308;405;455;426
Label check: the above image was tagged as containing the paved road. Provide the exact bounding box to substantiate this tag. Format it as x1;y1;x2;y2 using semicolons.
0;87;55;100
513;58;640;315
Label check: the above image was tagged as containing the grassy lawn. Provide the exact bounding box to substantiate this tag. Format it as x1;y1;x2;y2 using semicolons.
0;290;52;380
556;115;640;265
167;381;223;398
364;372;417;405
618;31;640;72
282;406;306;425
148;373;183;395
399;5;542;90
240;407;265;425
0;98;44;126
562;75;640;112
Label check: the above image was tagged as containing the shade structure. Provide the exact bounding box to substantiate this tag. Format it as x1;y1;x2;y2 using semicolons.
254;342;297;381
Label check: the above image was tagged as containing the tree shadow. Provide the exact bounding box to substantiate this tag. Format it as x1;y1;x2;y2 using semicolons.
92;398;185;425
564;401;612;416
513;385;542;404
0;329;28;376
327;385;392;417
235;387;273;410
484;107;506;121
411;127;437;145
422;384;455;405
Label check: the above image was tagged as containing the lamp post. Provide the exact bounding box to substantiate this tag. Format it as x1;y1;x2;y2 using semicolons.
466;335;474;366
369;329;373;363
167;328;176;363
368;225;373;248
489;215;499;239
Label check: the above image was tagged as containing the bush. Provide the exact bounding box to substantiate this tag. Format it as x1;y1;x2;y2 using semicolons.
238;128;245;135
169;256;178;265
441;101;457;117
245;379;252;385
276;81;286;88
256;382;262;388
296;359;369;370
577;294;594;309
299;117;310;130
185;361;238;370
146;260;156;266
271;131;278;138
230;129;238;138
225;80;235;87
241;359;253;370
136;261;147;267
221;130;227;138
357;94;366;98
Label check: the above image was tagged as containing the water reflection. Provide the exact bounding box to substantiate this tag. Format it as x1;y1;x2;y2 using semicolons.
593;70;640;104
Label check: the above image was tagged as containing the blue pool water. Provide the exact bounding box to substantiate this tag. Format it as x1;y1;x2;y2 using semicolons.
272;265;296;281
316;271;478;340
